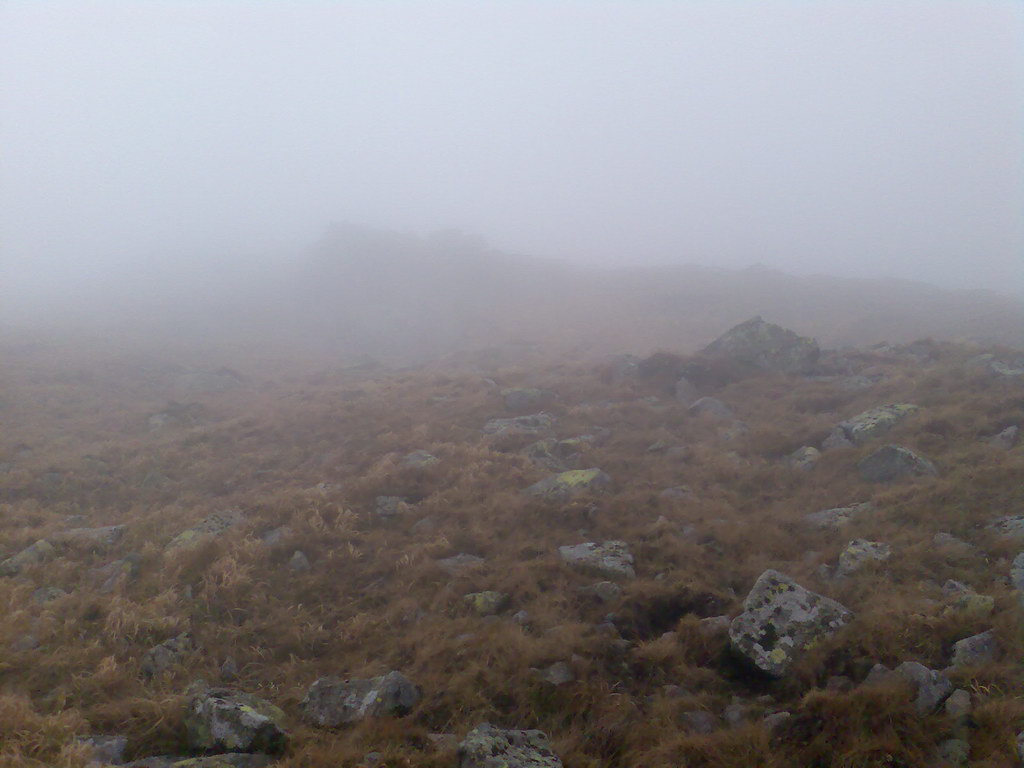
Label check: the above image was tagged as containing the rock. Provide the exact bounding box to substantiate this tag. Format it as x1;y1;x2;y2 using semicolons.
524;468;611;501
728;570;853;677
987;515;1024;539
762;711;791;732
786;446;820;471
259;526;291;547
167;510;245;551
933;533;973;555
894;662;954;714
437;554;485;575
300;671;421;726
944;689;971;719
803;502;872;529
77;735;128;766
723;701;750;728
123;754;275;767
674;376;698;404
0;539;55;576
835;404;918;445
12;633;39;651
580;581;623;603
946;592;994;617
863;663;898;686
411;516;438;535
688;397;734;420
53;525;126;549
837;539;891;577
936;738;970;767
401;450;439;468
374;496;411;520
464;591;509;616
558;541;635;579
512;610;530;625
821;427;854;451
525;437;593;471
288;551;311;572
502;388;556;413
1011;552;1024;593
141;633;194;678
458;723;563;768
659;485;694;500
942;580;972;597
680;710;718;734
1017;730;1024;762
858;445;938;482
989;425;1019;450
483;413;555;437
220;657;239;682
184;682;288;754
32;586;67;604
535;661;574;686
148;402;205;430
89;554;142;594
950;629;997;668
701;317;819;374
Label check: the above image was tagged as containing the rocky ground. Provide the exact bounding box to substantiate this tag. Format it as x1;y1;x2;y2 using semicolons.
1;320;1023;767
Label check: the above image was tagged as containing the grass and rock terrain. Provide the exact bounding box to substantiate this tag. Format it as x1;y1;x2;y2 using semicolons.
2;318;1024;767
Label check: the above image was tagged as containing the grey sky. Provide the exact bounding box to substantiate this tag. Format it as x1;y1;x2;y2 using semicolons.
2;1;1022;296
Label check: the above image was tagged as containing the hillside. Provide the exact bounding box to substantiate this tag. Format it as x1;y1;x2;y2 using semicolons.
1;318;1024;767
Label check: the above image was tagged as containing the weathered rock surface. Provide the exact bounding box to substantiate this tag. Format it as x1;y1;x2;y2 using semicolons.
701;317;819;374
91;554;141;594
950;629;997;668
401;450;439;468
837;539;891;577
288;551;311;572
32;586;67;604
374;496;411;520
894;662;954;714
122;754;275;768
458;723;563;768
987;515;1024;539
786;446;820;471
77;734;128;766
167;510;245;550
53;525;126;549
687;397;733;420
300;671;420;726
835;404;918;445
858;445;937;482
728;570;853;677
0;539;55;576
437;553;485;575
558;541;635;579
803;502;872;529
524;468;611;501
988;425;1019;450
184;682;288;754
142;633;195;678
464;591;509;616
483;413;555;437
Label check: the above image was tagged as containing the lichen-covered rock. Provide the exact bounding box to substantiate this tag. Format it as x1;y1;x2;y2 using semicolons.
483;413;555;437
701;317;820;374
728;570;853;677
77;734;128;765
90;554;141;594
0;539;55;576
502;388;556;413
524;468;611;501
945;592;994;617
464;591;509;616
142;633;195;678
821;426;854;451
950;629;997;668
802;502;872;529
837;539;891;577
558;541;635;579
458;723;563;768
525;437;592;471
53;525;126;549
437;553;485;575
894;662;954;714
858;445;937;482
300;671;421;727
987;515;1024;539
184;682;288;754
836;404;918;445
401;450;439;468
167;510;245;551
786;446;820;471
687;397;734;420
988;425;1019;450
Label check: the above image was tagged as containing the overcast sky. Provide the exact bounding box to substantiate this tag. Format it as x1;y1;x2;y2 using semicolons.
2;1;1022;297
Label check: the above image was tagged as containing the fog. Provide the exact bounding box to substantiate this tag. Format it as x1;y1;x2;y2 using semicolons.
2;1;1023;335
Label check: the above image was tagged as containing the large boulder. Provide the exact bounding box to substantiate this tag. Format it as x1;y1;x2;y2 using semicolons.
950;630;997;668
300;671;421;727
858;445;937;482
0;539;55;576
729;570;853;677
894;662;954;714
524;469;611;501
458;723;563;768
835;404;918;445
701;317;819;374
558;541;635;579
184;682;288;754
687;397;734;420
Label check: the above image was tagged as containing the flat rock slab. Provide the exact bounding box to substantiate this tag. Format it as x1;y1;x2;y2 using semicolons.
558;541;635;579
184;683;288;754
167;510;245;550
53;525;126;548
858;445;937;482
524;468;610;501
803;502;873;529
483;413;555;437
300;671;420;727
729;570;853;677
837;404;918;445
458;723;563;768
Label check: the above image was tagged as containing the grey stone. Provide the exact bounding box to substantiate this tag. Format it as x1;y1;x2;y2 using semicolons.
483;413;555;437
680;710;718;734
458;723;563;768
32;586;67;604
401;450;439;468
512;610;530;625
858;445;938;482
288;551;311;572
836;404;918;445
762;711;791;732
374;496;411;520
91;554;141;594
184;681;288;754
701;317;819;374
77;735;128;766
464;591;509;616
950;629;997;668
141;633;194;679
728;570;853;677
944;689;971;719
122;756;275;768
786;446;820;471
300;671;420;727
0;539;55;576
1012;552;1024;593
802;502;872;529
863;663;898;686
674;376;698;404
688;397;734;420
989;425;1019;450
935;738;969;767
535;661;574;686
699;615;731;636
933;533;973;554
53;525;126;549
942;580;972;597
558;541;635;579
437;553;485;575
894;662;954;714
821;427;854;451
836;539;891;577
166;510;245;550
524;468;611;501
989;516;1024;539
